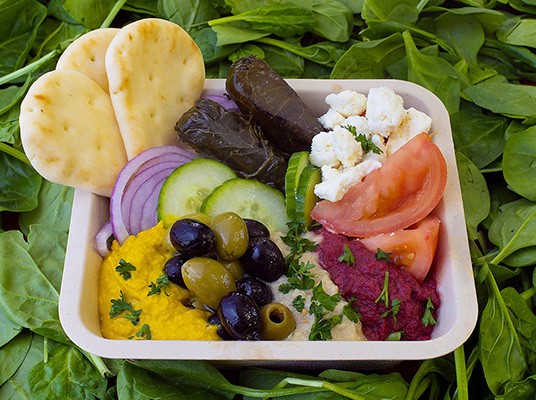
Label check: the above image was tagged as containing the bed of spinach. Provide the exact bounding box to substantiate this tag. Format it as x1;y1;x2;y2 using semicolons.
1;0;535;398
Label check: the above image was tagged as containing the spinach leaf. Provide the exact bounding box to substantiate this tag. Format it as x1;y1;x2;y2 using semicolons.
497;16;536;48
0;0;47;76
0;330;32;387
27;344;108;400
157;0;219;31
456;152;490;241
309;0;353;42
0;152;42;212
0;307;22;346
210;24;268;46
190;27;239;64
331;33;405;78
48;0;118;30
496;375;536;400
0;230;69;344
19;181;74;236
451;103;507;169
480;270;527;396
488;199;536;266
463;82;536;120
402;30;462;114
503;126;536;201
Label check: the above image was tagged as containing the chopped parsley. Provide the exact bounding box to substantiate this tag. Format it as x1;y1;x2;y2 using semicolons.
375;271;390;307
136;324;152;340
375;248;391;261
292;295;306;312
309;314;342;341
381;298;401;323
342;125;383;155
342;298;361;323
386;331;404;341
115;259;136;280
338;243;355;267
311;282;341;313
147;274;171;296
422;297;437;326
109;290;141;326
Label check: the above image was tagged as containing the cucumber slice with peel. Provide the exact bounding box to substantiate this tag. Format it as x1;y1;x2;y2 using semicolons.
201;178;287;233
295;165;321;227
157;158;237;223
284;151;310;220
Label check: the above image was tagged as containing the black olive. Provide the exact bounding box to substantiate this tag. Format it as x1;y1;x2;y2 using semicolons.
236;276;273;307
208;312;236;341
240;237;286;282
218;292;261;340
163;253;190;287
243;218;270;239
169;218;216;258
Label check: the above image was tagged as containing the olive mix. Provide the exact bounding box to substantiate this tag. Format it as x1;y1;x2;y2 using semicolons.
163;212;295;340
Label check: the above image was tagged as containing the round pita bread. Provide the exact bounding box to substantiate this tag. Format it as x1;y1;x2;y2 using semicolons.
56;28;120;93
105;18;205;159
19;69;128;197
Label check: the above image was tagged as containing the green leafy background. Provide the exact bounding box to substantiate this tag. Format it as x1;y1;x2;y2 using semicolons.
1;0;535;398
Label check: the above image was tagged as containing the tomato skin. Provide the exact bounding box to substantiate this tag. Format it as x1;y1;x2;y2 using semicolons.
310;132;447;237
359;215;441;283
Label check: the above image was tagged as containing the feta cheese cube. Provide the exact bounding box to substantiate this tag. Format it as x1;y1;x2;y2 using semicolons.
318;108;345;130
332;125;363;167
363;134;387;163
341;115;371;138
325;90;367;117
386;107;432;156
310;131;339;168
366;87;406;137
314;159;382;202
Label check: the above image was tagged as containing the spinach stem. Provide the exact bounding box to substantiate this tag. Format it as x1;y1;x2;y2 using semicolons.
100;0;128;28
0;142;31;165
0;50;58;86
454;345;469;400
521;286;536;301
81;350;111;378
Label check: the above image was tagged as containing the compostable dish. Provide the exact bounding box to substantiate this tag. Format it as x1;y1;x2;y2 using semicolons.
59;79;477;369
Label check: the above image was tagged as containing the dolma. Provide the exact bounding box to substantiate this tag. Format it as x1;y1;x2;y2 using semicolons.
175;98;287;191
226;55;323;157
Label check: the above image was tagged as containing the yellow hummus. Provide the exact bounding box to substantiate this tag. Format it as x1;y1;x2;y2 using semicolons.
98;222;220;340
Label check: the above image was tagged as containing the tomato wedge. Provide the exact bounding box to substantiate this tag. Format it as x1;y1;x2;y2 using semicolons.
360;215;441;282
310;132;447;237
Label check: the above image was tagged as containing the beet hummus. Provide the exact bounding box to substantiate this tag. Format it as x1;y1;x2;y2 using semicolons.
317;229;440;341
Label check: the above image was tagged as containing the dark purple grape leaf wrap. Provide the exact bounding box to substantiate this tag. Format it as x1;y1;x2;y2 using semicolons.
175;98;287;191
226;55;323;157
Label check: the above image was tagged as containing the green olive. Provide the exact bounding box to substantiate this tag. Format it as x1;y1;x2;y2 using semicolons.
219;258;244;280
210;212;249;261
181;257;236;309
259;302;296;340
181;212;212;226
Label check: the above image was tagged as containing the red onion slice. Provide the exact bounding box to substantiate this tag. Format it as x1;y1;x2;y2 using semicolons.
110;146;196;244
95;220;113;257
203;94;240;112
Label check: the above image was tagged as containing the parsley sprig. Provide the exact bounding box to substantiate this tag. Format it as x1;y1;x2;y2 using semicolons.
115;259;136;280
381;298;401;323
338;243;355;267
109;290;141;326
422;297;437;326
342;125;383;155
147;274;171;296
375;271;390;307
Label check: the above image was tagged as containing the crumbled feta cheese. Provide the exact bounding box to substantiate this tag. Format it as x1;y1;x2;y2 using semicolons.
366;87;406;137
310;131;339;168
341;115;371;138
332;126;362;167
386;107;432;156
314;160;382;202
320;165;339;180
363;134;387;164
318;108;345;130
325;90;367;117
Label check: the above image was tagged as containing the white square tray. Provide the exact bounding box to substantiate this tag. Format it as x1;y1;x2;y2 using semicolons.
59;79;477;369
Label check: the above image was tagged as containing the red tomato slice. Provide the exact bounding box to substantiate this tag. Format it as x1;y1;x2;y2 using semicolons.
359;215;441;282
310;132;447;237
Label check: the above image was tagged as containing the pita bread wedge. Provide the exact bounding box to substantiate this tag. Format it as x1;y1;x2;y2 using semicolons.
56;28;120;93
19;69;128;197
106;18;205;159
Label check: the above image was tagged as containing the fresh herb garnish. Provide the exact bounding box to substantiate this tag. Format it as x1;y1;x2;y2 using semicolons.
375;271;390;307
342;125;383;154
292;295;306;312
342;298;361;323
375;248;391;261
386;331;404;341
381;298;401;323
309;314;343;341
279;260;316;293
136;324;152;340
115;259;136;280
422;297;437;327
311;282;341;312
109;290;142;326
147;274;171;296
338;243;355;267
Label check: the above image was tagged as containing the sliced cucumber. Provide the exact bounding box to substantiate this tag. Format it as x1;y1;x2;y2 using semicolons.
201;178;287;233
284;151;311;221
157;158;237;223
295;165;321;227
